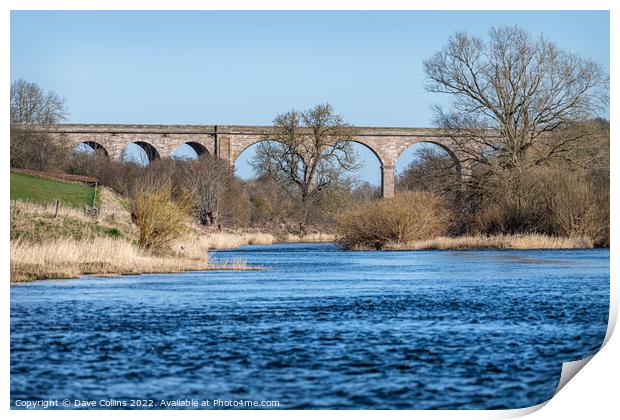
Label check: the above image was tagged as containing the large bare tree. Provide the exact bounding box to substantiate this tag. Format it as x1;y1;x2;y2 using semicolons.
424;26;608;173
252;103;360;236
10;79;68;124
10;80;70;170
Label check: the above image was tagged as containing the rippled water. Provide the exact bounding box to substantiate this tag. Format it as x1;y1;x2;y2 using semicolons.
11;243;609;409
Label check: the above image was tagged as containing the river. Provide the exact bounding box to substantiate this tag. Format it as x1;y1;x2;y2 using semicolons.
10;243;609;409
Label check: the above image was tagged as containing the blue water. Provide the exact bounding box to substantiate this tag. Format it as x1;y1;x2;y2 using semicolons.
11;243;609;409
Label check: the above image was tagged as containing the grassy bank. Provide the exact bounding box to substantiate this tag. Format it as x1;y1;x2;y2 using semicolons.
11;170;99;208
377;234;594;251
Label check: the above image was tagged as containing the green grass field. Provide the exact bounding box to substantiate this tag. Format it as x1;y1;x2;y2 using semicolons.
10;171;98;208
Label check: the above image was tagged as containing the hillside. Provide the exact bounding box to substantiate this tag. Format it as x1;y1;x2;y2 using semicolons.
10;170;99;208
11;183;134;244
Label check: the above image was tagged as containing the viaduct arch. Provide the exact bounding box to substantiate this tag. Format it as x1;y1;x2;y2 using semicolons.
41;124;470;198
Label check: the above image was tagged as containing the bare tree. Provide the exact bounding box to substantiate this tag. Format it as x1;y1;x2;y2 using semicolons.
424;26;608;174
10;79;68;124
397;144;460;196
10;79;69;170
183;156;231;226
252;103;360;236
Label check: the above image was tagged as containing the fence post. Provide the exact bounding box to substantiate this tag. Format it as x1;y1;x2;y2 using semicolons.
54;199;59;218
92;181;98;207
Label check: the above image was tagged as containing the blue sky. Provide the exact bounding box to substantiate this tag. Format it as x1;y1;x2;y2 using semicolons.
11;11;610;184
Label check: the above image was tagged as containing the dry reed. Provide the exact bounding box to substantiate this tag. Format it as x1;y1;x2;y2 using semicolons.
200;232;275;249
10;235;254;283
11;194;255;282
381;234;594;251
10;196;130;224
284;232;336;242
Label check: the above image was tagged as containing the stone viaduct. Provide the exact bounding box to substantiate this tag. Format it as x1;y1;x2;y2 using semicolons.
42;124;469;198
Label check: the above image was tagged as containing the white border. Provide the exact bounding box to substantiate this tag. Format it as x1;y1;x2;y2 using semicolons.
3;2;616;419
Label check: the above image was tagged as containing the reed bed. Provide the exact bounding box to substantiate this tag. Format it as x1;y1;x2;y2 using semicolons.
10;236;253;283
200;232;275;249
381;234;594;251
200;231;335;249
284;232;336;242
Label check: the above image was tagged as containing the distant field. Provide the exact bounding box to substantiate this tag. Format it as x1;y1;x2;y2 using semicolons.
10;171;98;208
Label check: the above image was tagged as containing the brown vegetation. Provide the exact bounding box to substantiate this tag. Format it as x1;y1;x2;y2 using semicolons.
196;230;336;249
470;166;609;247
284;232;336;242
336;191;451;250
406;26;609;248
10;127;71;171
381;234;593;251
200;231;275;250
131;178;192;250
10;236;251;283
10;189;252;283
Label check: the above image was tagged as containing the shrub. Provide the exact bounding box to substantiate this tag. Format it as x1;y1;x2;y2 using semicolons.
542;170;609;247
470;167;550;234
336;191;451;249
10;127;70;171
471;166;609;246
131;179;192;250
221;178;252;227
65;153;144;197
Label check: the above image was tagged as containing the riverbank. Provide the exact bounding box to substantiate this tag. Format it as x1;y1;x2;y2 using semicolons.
9;193;252;283
10;190;339;281
10;236;251;283
9;179;595;283
375;234;594;251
